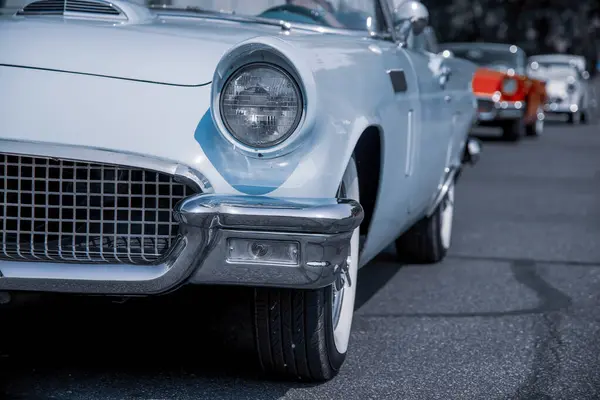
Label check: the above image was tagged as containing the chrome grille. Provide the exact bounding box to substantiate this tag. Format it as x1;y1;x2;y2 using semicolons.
0;154;198;265
477;99;495;113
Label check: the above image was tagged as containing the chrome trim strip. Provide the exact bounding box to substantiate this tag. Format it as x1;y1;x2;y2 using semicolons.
0;138;213;193
405;109;415;177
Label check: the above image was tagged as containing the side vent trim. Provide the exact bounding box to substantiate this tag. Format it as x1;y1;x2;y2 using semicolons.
17;0;125;19
15;0;155;22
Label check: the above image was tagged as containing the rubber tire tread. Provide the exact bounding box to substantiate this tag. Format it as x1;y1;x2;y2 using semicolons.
254;287;339;381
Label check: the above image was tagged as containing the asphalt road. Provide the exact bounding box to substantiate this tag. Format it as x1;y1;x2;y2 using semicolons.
1;114;600;400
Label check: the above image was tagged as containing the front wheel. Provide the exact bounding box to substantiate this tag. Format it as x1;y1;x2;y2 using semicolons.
502;118;524;141
395;177;455;264
526;109;544;137
253;158;360;381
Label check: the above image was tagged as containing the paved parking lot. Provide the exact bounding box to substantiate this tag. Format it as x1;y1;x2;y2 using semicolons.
1;114;600;399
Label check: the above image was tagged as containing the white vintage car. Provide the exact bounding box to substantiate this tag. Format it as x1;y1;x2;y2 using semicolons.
527;54;596;124
0;0;480;381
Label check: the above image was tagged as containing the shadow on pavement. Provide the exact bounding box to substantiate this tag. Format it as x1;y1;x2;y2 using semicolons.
0;287;319;399
0;251;404;398
355;252;403;311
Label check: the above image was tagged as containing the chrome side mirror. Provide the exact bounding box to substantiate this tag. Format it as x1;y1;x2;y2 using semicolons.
391;0;429;47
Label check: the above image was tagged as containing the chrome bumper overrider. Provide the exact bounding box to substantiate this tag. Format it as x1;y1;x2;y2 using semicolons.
0;194;363;294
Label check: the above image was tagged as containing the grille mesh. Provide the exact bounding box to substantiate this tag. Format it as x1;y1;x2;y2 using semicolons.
0;154;198;265
477;99;495;113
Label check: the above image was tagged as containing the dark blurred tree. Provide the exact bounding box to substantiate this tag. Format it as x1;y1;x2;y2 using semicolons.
425;0;598;75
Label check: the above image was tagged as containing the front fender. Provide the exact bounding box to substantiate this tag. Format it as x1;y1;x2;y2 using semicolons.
201;35;398;199
270;116;382;198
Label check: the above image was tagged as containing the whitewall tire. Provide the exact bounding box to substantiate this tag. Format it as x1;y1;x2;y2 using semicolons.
253;158;359;381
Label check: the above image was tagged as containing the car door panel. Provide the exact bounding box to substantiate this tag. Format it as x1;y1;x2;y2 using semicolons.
440;55;478;167
357;44;421;265
402;48;449;215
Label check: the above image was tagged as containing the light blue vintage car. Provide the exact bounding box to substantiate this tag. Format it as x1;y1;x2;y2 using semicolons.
0;0;480;381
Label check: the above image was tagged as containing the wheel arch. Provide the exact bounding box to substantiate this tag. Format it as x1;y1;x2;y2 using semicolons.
352;125;383;241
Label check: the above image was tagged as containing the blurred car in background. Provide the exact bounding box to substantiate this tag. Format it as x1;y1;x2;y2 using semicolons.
440;42;547;141
527;54;597;124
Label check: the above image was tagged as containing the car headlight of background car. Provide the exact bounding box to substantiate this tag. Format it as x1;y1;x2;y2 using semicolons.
501;77;518;96
220;63;303;149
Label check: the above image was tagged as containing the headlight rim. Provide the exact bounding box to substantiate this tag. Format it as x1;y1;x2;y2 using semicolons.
211;42;314;160
501;77;518;96
218;62;305;151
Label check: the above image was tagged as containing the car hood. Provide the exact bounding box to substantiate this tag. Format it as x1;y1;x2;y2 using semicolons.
0;15;309;86
471;67;507;94
545;80;568;95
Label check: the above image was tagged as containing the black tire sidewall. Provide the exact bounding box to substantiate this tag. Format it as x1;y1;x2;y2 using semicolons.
503;118;524;141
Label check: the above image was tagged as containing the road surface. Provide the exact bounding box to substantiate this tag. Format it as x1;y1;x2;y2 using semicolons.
1;115;600;399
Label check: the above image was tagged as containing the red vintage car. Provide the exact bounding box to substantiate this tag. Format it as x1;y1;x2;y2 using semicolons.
440;42;547;141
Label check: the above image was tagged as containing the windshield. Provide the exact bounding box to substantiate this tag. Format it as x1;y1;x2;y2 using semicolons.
528;62;579;80
149;0;379;32
448;47;519;72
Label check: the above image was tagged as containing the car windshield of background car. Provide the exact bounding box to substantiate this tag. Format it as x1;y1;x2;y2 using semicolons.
150;0;379;31
452;48;518;72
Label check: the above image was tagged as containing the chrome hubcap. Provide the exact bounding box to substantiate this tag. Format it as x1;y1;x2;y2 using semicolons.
332;181;351;329
331;255;351;329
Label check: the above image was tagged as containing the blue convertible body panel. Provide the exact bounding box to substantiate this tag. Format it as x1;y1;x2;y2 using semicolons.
0;0;477;289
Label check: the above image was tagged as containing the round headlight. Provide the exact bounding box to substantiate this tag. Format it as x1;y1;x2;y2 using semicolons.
501;78;518;95
220;63;303;149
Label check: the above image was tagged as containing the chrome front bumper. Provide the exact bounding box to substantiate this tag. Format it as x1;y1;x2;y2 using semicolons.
544;102;578;113
476;97;526;122
0;194;363;294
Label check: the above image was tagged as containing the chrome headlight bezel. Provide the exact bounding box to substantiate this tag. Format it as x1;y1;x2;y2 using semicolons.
218;62;304;150
211;44;310;159
501;77;518;96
